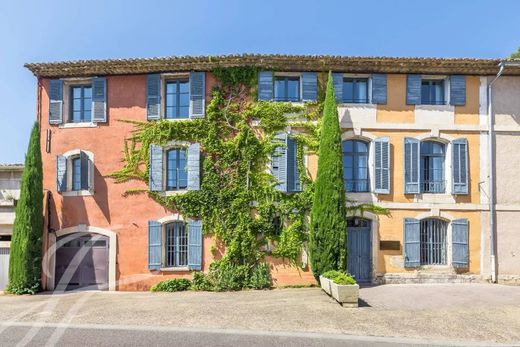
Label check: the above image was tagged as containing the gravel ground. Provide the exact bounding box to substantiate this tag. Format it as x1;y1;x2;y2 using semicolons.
0;284;519;345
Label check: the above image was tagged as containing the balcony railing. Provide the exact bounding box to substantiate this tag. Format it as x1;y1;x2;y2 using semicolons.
421;180;445;193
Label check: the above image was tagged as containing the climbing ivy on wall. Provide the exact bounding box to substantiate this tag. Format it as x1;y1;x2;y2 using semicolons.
109;67;320;273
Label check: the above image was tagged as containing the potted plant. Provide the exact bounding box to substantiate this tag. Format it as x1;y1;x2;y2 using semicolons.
320;270;359;308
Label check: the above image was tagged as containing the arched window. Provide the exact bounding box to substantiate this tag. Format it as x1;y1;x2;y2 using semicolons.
342;140;369;192
165;222;188;267
420;141;446;193
420;218;447;265
166;148;188;191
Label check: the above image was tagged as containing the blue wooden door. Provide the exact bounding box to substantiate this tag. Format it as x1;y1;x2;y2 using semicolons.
347;218;372;283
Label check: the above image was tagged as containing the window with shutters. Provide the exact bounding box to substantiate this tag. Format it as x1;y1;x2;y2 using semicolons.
274;76;300;102
165;79;189;119
165;222;188;267
342;140;369;192
420;141;446;193
420;218;447;265
56;150;94;196
421;79;446;105
343;78;369;103
70;85;92;123
166;148;188;191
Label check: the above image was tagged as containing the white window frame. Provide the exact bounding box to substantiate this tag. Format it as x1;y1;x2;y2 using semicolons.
341;73;373;105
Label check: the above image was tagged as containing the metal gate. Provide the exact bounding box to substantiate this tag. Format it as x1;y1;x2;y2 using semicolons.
347;218;372;283
0;248;9;291
55;233;109;291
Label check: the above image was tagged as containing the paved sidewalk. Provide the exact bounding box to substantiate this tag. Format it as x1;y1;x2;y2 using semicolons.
0;284;519;345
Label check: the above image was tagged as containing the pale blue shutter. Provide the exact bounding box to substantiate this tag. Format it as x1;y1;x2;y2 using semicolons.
188;219;203;270
258;71;273;101
406;75;422;105
404;218;420;268
371;74;387;104
272;133;288;192
187;143;201;190
404;137;420;193
452;138;469;195
374;137;390;194
302;72;318;102
56;155;67;192
148;220;162;270
450;75;466;106
92;77;107;122
189;72;205;118
146;74;161;120
332;73;343;103
149;144;163;192
452;219;469;268
80;151;90;190
287;137;300;192
49;80;63;124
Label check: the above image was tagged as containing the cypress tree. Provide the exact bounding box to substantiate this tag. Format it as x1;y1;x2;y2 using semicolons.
7;122;43;294
309;73;347;280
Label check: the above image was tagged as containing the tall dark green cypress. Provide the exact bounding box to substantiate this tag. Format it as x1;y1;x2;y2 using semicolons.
309;73;347;280
7;122;43;294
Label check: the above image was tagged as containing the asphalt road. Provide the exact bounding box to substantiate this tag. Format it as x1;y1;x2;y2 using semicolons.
0;322;504;347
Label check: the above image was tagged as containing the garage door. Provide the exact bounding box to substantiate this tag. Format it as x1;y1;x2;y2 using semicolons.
55;233;109;291
0;248;9;291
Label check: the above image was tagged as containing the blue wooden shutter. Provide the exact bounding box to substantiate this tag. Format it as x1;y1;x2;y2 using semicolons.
404;218;420;268
149;144;163;192
148;220;162;270
302;72;317;102
450;75;466;106
189;72;205;118
371;74;387;104
56;155;67;192
80;151;90;190
258;71;273;101
374;137;390;194
49;80;63;124
287;137;300;192
187;143;201;190
404;137;420;193
188;219;203;270
92;77;107;122
452;219;469;268
452;138;469;195
146;74;161;120
332;73;343;103
406;75;422;105
272;133;288;192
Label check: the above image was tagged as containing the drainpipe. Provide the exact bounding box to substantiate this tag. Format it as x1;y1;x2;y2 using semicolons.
487;63;504;283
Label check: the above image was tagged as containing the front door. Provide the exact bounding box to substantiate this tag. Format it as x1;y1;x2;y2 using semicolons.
347;218;372;283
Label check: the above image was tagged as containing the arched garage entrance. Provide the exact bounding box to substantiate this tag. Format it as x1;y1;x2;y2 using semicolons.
55;233;109;290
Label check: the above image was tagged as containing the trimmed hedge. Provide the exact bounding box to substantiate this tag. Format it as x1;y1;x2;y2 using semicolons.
151;278;191;292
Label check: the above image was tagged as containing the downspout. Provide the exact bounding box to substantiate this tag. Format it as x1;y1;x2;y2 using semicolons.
487;62;505;283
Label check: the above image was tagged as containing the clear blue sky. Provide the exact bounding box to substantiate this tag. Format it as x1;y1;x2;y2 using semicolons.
1;0;519;163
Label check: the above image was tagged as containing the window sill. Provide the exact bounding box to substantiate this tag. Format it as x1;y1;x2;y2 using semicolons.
415;104;454;111
61;190;93;197
338;102;374;107
160;267;190;272
158;190;188;197
59;122;98;129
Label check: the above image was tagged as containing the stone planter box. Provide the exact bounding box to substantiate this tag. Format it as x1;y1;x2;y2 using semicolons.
330;282;359;308
319;275;331;295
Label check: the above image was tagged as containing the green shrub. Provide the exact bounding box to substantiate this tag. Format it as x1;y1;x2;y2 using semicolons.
321;270;343;279
247;263;271;290
191;272;214;291
151;278;191;292
331;273;356;285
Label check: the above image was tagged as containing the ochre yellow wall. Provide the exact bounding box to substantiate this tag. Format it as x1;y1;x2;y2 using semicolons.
376;74;415;123
454;76;480;125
